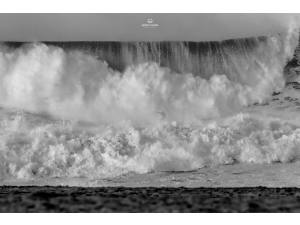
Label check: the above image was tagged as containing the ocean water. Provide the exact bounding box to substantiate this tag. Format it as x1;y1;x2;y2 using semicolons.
0;25;300;187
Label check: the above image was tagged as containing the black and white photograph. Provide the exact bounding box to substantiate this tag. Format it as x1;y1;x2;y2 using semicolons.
1;1;300;216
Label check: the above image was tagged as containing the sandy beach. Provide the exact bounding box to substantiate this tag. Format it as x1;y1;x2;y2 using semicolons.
0;186;300;212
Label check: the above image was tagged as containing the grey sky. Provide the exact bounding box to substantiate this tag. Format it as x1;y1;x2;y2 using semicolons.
0;14;298;41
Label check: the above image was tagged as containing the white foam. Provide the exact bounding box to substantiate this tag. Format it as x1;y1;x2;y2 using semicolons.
1;111;300;180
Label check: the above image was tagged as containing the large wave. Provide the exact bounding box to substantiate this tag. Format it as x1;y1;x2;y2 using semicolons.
0;26;299;180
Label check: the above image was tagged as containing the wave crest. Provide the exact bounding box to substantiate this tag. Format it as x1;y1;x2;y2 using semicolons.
0;29;298;125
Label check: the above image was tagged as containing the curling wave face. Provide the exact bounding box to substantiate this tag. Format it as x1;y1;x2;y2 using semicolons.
0;28;299;180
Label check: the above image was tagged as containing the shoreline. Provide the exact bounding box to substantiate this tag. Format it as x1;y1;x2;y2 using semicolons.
1;186;300;212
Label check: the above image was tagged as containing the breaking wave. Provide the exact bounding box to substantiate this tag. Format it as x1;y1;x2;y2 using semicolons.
0;26;299;180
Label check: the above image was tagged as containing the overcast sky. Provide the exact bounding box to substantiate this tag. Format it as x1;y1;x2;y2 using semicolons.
0;14;298;41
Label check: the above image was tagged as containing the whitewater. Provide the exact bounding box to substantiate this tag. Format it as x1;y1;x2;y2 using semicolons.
1;25;300;187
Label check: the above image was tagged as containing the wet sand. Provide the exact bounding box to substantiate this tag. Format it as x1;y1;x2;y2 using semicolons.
1;186;300;212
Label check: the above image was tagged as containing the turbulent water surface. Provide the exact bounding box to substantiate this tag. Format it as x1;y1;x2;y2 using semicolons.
0;26;300;187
